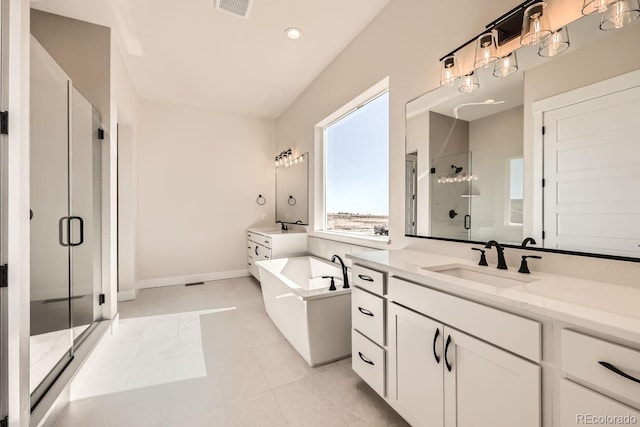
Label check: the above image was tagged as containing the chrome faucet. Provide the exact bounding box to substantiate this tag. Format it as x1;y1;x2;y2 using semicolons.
331;255;350;289
485;240;508;270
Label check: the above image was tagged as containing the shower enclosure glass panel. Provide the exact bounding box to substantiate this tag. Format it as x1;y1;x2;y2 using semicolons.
29;37;73;395
30;36;103;401
70;88;102;342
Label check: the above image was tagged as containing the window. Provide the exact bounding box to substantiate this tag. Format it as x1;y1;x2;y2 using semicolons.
322;90;389;237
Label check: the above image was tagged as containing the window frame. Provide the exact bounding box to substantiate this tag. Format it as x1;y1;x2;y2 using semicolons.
312;78;390;245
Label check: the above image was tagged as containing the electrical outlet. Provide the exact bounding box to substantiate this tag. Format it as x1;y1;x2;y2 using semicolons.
261;214;266;220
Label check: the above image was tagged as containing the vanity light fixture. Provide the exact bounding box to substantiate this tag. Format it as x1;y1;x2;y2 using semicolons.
440;55;460;86
275;148;304;168
582;0;617;14
493;51;519;77
599;0;640;30
474;32;499;68
285;27;303;40
459;72;480;93
539;27;570;57
520;2;552;45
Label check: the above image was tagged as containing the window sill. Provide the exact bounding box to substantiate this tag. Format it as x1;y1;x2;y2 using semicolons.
309;230;390;249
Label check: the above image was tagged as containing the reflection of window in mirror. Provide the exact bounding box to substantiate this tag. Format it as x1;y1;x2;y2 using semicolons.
321;87;389;238
508;156;524;226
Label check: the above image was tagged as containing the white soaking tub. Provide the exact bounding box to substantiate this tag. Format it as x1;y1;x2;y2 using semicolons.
256;256;352;367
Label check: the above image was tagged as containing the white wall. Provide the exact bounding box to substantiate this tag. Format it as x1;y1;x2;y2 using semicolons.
276;0;640;287
135;99;276;287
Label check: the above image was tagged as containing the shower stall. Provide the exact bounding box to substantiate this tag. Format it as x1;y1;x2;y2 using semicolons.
29;36;104;406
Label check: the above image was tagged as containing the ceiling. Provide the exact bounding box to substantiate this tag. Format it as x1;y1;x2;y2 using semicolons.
30;0;391;118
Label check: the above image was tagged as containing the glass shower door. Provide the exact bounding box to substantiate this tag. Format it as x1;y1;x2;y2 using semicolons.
29;36;73;397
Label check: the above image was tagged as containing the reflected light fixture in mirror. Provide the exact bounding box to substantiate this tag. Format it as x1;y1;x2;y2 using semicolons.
459;72;479;93
599;0;640;30
539;27;570;57
582;0;617;14
474;32;499;68
440;55;460;86
493;51;519;77
520;2;552;45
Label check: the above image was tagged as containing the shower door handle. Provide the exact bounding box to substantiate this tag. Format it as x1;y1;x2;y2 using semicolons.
69;216;84;247
464;215;471;230
58;216;70;247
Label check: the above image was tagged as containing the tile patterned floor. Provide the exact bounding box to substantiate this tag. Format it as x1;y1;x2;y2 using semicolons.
55;277;408;427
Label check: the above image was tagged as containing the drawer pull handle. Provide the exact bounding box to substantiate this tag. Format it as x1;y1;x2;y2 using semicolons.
433;328;441;364
358;307;374;317
444;335;452;372
265;240;269;244
598;361;640;384
255;246;259;256
358;352;374;366
265;256;269;259
358;274;374;282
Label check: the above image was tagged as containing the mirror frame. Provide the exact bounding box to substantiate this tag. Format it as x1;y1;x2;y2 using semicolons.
275;152;309;226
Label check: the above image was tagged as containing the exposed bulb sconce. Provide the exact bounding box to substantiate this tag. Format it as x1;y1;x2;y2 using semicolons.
459;72;479;93
582;0;617;14
493;51;519;77
539;27;570;56
474;32;499;68
275;148;304;168
599;0;640;30
520;2;551;45
451;164;463;174
440;55;460;86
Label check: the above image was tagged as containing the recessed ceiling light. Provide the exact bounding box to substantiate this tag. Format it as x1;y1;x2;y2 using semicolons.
285;27;302;40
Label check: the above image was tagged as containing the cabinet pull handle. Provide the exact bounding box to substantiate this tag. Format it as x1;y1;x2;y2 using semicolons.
358;307;374;317
265;240;269;244
255;246;259;256
358;352;374;366
444;335;452;372
433;328;441;364
598;361;640;384
358;274;374;282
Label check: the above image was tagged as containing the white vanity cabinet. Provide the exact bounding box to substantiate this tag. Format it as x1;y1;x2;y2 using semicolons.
387;277;541;427
246;229;307;280
559;329;640;426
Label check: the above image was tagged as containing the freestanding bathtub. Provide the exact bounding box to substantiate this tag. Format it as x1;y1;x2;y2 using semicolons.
256;256;351;367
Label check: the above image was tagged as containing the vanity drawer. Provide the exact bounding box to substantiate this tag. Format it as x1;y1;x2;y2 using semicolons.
352;330;385;397
352;287;385;346
353;264;385;296
560;379;640;426
561;329;640;407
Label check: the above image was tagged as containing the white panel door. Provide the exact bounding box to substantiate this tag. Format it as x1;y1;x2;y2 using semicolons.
543;85;640;257
388;303;444;427
443;327;540;427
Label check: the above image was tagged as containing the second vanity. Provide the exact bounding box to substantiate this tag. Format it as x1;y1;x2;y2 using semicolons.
347;249;640;427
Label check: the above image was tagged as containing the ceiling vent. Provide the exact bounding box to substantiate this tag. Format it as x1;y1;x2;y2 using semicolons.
214;0;253;19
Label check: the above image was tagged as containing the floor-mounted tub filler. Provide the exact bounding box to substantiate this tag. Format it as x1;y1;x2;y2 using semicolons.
256;256;352;367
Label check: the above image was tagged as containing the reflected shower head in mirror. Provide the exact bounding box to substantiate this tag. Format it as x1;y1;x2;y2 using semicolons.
451;164;463;174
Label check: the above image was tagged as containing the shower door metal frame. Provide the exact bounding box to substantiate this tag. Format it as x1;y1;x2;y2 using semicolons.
0;0;8;422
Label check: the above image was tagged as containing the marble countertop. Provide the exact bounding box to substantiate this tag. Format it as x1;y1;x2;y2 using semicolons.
248;227;307;236
346;249;640;344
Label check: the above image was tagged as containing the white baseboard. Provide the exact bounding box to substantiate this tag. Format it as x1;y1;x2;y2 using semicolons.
118;269;251;300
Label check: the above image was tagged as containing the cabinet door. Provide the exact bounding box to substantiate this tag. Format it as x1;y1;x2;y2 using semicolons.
560;379;640;426
388;303;444;427
443;327;540;427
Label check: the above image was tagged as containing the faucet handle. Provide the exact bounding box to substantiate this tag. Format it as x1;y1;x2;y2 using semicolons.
518;255;542;274
471;248;488;266
322;276;337;291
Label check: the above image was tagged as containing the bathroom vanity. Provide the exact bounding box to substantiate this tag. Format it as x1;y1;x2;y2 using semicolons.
246;228;307;279
347;249;640;427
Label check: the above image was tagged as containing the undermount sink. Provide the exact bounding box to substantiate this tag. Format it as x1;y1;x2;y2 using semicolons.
422;264;540;288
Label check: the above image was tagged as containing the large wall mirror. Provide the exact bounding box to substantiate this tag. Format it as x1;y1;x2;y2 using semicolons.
406;12;640;260
276;152;309;225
